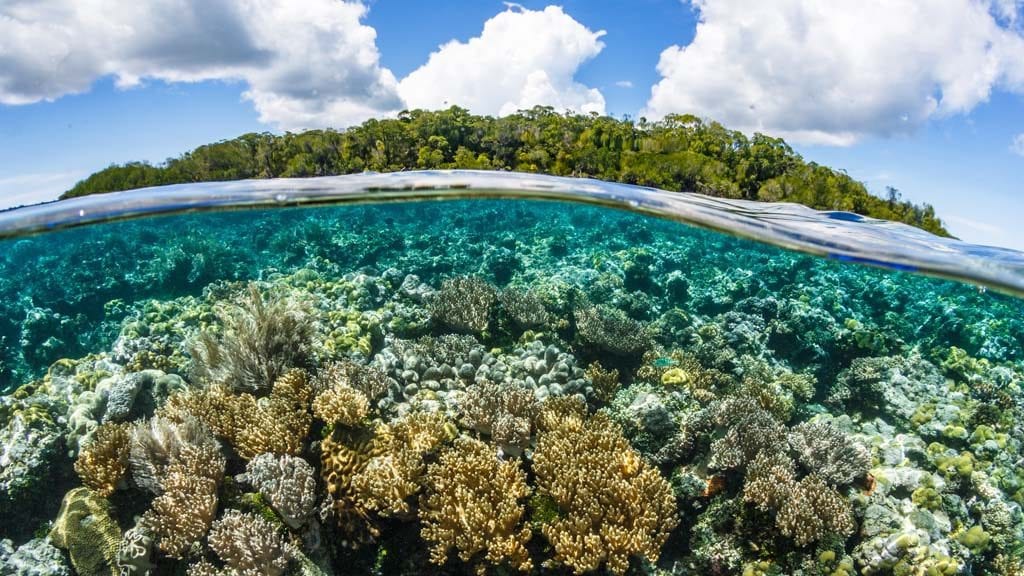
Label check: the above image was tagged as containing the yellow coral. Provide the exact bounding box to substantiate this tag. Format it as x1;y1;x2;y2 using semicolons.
320;426;379;540
75;422;130;497
533;412;678;575
312;385;369;426
586;361;620;403
49;487;122;576
420;437;533;575
143;441;225;557
160;370;312;459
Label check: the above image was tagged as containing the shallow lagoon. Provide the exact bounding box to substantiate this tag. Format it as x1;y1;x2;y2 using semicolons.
0;183;1022;575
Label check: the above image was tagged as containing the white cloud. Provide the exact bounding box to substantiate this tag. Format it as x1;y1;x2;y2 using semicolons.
398;5;606;116
1012;133;1024;156
615;80;634;88
0;171;85;209
0;0;402;130
645;0;1024;145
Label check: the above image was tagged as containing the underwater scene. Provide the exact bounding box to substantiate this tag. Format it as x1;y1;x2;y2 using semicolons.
1;185;1023;576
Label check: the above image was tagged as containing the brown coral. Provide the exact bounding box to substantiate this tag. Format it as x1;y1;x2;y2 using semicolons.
460;380;538;453
420;437;533;575
585;361;620;403
312;385;369;427
533;412;677;575
75;422;130;497
319;426;379;540
207;510;291;576
315;360;389;401
140;429;226;558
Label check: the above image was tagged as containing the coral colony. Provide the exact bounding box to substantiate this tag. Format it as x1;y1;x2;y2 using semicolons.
0;199;1022;575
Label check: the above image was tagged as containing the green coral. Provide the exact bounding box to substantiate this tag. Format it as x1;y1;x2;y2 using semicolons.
49;488;122;576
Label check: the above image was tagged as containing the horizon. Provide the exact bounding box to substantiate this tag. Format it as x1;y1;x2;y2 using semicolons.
1;0;1022;249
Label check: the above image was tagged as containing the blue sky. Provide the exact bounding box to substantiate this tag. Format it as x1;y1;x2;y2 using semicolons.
0;0;1022;249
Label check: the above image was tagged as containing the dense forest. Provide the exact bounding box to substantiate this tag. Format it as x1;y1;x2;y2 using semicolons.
63;106;948;235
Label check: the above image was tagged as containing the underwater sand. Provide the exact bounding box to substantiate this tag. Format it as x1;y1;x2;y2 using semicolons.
0;173;1022;575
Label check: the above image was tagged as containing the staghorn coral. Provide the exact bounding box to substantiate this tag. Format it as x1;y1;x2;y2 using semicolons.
191;284;314;393
312;385;369;427
574;305;653;361
428;276;498;335
75;421;130;497
499;287;551;331
314;360;389;401
138;423;226;558
420;437;533;575
742;451;797;512
459;380;538;453
788;420;871;487
49;487;121;576
207;510;291;576
350;411;454;517
159;370;312;460
242;453;317;530
533;411;677;575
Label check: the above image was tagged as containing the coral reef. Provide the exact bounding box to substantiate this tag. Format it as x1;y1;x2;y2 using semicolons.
240;453;317;530
574;305;653;361
74;421;130;497
533;410;677;574
207;510;291;576
49;488;122;576
420;437;533;575
428;276;497;335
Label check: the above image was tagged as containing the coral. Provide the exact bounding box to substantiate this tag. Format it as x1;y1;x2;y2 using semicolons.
191;284;314;393
160;370;312;460
314;360;389;401
428;276;497;335
787;420;871;487
420;437;533;575
351;412;454;517
49;487;121;576
319;426;378;539
312;385;369;426
574;305;652;361
75;421;130;497
533;412;677;575
116;525;155;576
0;410;62;525
776;475;856;547
743;451;797;512
586;361;620;403
242;453;317;530
136;420;225;558
708;399;788;471
207;510;292;576
102;369;186;423
0;537;72;576
459;380;538;453
499;287;550;331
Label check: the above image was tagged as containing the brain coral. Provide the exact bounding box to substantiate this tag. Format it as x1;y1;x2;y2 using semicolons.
533;410;677;575
49;487;121;576
420;437;533;575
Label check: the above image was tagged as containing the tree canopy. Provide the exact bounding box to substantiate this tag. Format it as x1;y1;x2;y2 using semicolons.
62;106;948;235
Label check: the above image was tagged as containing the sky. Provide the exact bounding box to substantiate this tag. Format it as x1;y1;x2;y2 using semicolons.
0;0;1022;249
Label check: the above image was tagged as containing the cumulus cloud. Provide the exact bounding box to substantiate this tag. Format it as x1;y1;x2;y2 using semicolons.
0;0;402;129
645;0;1024;145
398;5;606;116
1012;133;1024;157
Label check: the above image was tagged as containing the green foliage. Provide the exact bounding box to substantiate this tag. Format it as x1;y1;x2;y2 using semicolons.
61;107;949;235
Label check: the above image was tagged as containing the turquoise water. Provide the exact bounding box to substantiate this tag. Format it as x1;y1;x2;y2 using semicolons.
0;175;1022;575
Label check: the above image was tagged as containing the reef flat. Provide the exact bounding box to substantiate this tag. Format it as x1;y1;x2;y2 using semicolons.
0;199;1022;575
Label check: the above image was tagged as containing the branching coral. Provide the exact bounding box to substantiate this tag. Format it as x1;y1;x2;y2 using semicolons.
743;452;855;547
574;305;652;361
586;361;620;403
312;385;368;427
133;418;226;558
207;510;291;576
708;399;788;471
420;437;533;575
499;287;550;331
459;380;538;453
75;422;130;497
242;453;317;530
159;370;312;460
533;411;677;575
788;421;871;487
428;276;498;335
350;412;454;517
191;284;314;393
